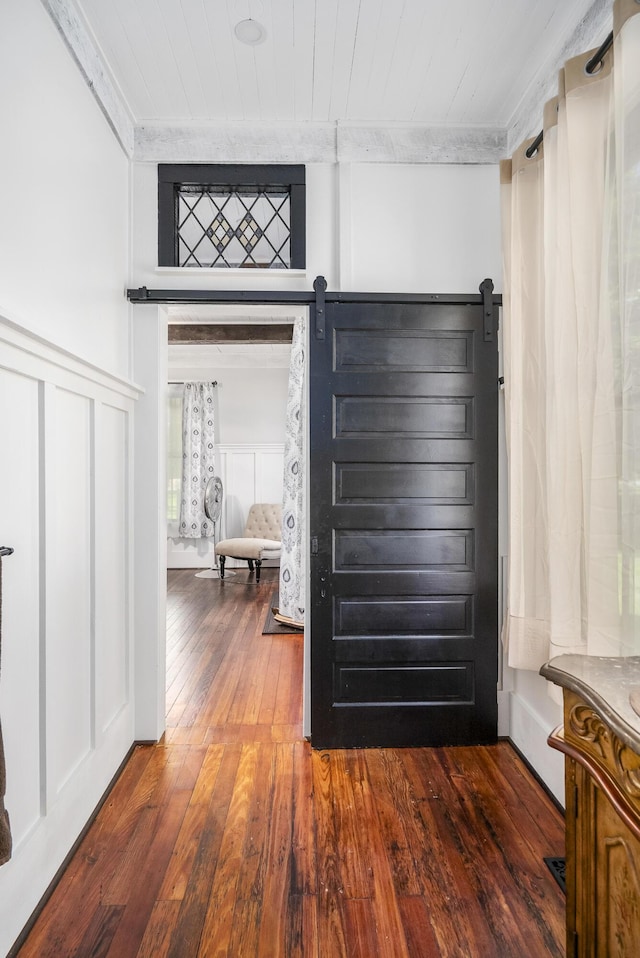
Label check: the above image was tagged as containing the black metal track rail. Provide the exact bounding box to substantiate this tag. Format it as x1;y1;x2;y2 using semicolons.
127;283;502;308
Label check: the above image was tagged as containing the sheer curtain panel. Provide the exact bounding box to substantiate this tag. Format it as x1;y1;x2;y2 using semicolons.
179;382;216;539
502;0;640;669
596;0;640;656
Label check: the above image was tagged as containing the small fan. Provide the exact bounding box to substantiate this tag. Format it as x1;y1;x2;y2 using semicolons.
195;476;234;578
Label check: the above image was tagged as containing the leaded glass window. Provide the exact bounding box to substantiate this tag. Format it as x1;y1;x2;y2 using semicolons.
158;165;305;270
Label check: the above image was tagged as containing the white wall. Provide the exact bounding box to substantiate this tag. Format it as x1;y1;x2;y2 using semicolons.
206;367;289;445
345;163;503;294
0;0;131;378
0;1;135;953
132;160;502;298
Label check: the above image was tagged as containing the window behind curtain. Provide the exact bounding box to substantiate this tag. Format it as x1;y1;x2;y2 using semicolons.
167;387;183;535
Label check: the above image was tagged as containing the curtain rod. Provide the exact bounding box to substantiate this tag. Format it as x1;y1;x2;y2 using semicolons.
525;29;614;159
0;547;14;558
169;380;218;385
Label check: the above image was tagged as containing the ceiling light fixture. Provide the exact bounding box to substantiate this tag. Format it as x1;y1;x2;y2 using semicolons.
234;18;266;45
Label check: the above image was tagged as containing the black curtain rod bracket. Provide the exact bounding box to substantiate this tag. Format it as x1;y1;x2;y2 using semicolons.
0;547;14;558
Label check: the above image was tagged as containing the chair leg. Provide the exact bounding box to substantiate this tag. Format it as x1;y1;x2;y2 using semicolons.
247;558;254;572
219;556;226;579
255;559;262;583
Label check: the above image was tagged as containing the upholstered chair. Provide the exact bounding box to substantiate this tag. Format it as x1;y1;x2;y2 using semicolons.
214;503;282;582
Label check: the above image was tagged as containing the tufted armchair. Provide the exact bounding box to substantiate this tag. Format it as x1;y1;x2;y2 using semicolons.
215;503;282;582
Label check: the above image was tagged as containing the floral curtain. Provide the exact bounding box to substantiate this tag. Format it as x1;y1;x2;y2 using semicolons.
179;382;216;539
501;0;640;668
278;318;306;626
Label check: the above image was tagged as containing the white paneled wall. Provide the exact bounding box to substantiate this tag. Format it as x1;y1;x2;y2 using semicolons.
96;404;130;739
0;316;140;950
219;443;285;539
0;368;41;844
167;444;284;568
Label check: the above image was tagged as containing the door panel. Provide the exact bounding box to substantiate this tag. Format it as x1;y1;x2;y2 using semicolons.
309;298;498;747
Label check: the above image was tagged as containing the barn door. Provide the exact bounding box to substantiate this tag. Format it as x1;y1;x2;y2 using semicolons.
309;286;499;747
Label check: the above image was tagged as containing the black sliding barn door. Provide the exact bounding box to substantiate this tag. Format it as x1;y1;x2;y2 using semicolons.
309;292;499;748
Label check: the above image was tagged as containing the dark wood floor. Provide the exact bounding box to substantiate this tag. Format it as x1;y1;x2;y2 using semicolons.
16;568;566;957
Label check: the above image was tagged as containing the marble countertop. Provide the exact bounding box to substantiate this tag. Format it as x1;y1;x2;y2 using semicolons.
540;654;640;753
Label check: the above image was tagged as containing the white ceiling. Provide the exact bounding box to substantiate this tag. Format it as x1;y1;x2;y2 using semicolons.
76;0;603;132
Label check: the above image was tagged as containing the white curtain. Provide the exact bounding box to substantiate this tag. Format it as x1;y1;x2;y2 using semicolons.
179;382;216;539
598;1;640;655
502;0;640;669
278;318;305;626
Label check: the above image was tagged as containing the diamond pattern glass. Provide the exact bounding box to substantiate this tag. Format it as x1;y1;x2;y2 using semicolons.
177;186;291;268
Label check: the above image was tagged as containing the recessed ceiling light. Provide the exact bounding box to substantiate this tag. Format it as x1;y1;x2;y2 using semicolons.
234;18;266;45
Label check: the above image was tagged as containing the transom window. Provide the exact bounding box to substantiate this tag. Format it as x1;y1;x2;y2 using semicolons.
158;164;305;269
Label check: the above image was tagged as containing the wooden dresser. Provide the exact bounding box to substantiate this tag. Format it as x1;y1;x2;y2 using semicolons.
540;655;640;958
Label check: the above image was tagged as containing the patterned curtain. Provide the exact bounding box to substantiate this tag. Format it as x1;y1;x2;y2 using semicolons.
278;318;305;625
179;382;216;539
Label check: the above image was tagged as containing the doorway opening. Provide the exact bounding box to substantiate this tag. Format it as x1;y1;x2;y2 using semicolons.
164;303;312;735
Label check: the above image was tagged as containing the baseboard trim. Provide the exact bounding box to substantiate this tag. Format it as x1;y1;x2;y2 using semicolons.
7;741;151;957
502;735;565;816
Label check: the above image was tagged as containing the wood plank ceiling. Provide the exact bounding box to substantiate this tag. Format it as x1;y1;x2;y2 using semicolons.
76;0;603;131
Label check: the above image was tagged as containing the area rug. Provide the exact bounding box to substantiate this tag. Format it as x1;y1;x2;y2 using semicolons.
262;591;304;635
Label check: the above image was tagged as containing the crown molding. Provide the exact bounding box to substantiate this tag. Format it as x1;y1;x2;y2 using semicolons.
134;122;338;164
134;121;506;165
336;124;506;164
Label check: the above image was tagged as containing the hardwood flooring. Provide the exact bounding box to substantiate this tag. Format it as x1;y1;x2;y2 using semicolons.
15;569;566;957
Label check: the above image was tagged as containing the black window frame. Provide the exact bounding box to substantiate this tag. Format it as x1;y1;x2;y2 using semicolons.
158;163;306;269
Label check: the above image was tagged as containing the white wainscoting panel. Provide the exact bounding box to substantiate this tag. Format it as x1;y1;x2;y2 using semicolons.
0;369;41;846
47;387;93;799
219;444;285;541
95;403;130;739
0;314;141;955
166;444;284;569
